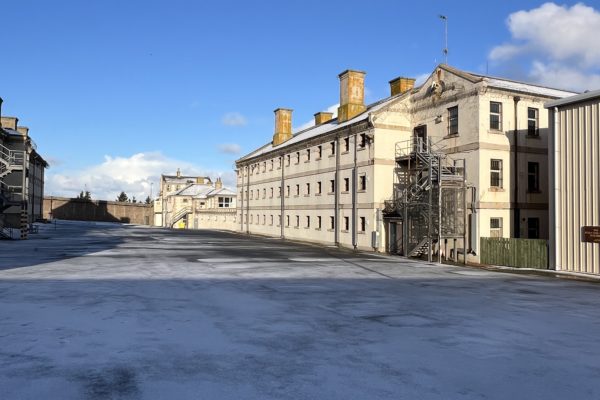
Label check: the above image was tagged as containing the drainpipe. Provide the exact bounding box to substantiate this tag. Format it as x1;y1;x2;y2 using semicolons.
551;107;560;270
246;165;250;234
513;96;521;238
280;155;285;239
239;167;244;232
335;136;340;246
352;132;358;249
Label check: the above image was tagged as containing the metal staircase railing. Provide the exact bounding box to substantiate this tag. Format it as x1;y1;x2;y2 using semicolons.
169;206;192;227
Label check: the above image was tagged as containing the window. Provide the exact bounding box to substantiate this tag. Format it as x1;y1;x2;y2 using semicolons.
490;159;503;188
306;149;311;161
490;101;502;131
295;184;300;196
329;179;335;193
296;152;300;164
528;162;539;192
317;145;322;159
317;216;322;230
277;215;281;226
359;133;367;148
262;188;266;199
263;215;266;225
490;218;503;238
182;198;188;203
317;181;322;194
330;141;336;155
344;137;350;152
295;215;300;228
270;159;274;170
218;197;231;208
270;215;273;226
286;154;291;166
278;187;281;197
263;162;266;172
330;216;335;230
256;189;259;198
250;191;254;200
360;217;366;232
343;178;350;192
528;218;540;239
166;185;171;191
528;108;539;136
286;215;290;227
286;185;290;197
344;216;349;231
306;216;310;228
270;187;274;198
359;175;366;191
448;106;458;135
306;183;310;195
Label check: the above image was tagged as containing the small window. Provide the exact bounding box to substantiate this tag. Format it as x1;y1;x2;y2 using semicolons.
218;197;231;208
277;215;281;226
295;184;300;196
250;191;254;200
344;178;350;192
296;152;300;164
250;214;254;224
360;217;366;232
330;141;336;155
270;159;274;170
528;162;539;192
359;175;366;191
306;149;311;161
286;215;290;227
278;187;281;197
344;137;350;152
528;218;539;239
306;216;310;228
296;215;300;227
317;145;322;158
270;215;274;225
330;216;335;230
262;162;266;172
286;185;290;197
344;216;349;231
359;133;367;148
490;159;503;188
270;187;274;198
263;215;266;225
286;154;291;166
329;179;335;193
317;181;322;194
317;216;322;229
448;106;458;135
306;183;310;195
262;188;266;199
528;108;539;136
490;101;502;131
490;218;503;238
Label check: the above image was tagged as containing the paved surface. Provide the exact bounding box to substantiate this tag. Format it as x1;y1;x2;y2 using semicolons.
1;221;600;399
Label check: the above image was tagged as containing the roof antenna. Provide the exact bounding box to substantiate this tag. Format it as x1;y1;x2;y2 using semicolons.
439;15;448;65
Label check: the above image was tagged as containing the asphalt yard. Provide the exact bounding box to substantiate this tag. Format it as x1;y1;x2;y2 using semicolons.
1;221;600;399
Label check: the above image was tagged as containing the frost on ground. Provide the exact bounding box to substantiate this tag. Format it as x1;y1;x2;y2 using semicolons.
1;220;599;399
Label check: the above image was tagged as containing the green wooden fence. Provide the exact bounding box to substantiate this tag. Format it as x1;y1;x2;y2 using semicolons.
480;237;548;269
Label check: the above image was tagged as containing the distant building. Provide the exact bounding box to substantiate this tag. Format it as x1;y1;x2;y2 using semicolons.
0;98;48;238
235;65;576;262
546;90;600;275
155;169;236;230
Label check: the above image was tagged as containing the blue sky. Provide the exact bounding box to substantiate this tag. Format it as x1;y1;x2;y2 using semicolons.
1;0;599;200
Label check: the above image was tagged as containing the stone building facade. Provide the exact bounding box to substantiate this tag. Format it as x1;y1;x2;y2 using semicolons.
236;65;576;259
155;170;237;231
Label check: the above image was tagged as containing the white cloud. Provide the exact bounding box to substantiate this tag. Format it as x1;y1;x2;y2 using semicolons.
294;104;339;132
489;2;600;92
46;152;236;201
218;143;242;155
221;112;247;127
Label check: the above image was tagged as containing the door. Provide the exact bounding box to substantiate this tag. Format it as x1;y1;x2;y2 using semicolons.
413;125;427;151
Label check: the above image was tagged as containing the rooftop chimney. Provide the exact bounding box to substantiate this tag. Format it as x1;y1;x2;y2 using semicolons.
0;116;18;130
16;126;29;137
196;177;205;184
389;77;416;96
314;111;334;125
176;168;181;178
272;108;293;146
215;177;223;189
337;70;366;123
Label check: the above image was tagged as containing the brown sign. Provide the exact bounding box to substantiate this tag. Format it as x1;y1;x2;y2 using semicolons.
582;226;600;243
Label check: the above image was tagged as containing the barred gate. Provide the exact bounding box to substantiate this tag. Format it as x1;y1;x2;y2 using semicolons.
480;237;548;269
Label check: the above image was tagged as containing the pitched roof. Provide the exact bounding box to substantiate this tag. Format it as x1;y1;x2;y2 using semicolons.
545;89;600;108
171;184;236;198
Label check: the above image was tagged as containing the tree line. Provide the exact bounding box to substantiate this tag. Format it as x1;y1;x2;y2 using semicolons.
73;190;151;204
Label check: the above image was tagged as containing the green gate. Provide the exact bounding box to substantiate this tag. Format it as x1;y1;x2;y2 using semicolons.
480;237;548;269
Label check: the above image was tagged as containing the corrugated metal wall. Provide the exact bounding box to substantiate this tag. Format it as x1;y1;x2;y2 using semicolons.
554;100;600;274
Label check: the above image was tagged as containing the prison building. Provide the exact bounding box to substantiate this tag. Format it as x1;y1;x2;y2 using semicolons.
0;99;48;239
546;90;600;275
236;65;576;262
154;170;236;230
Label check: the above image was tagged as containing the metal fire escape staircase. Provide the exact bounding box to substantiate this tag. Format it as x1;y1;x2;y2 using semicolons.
0;144;25;239
169;206;192;228
384;137;466;260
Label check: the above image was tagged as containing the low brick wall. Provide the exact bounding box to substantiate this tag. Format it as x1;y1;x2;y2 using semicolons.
43;196;153;225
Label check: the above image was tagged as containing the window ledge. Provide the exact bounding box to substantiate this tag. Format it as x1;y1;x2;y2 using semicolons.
443;133;459;139
489;187;505;192
341;230;349;233
304;194;310;197
358;189;366;193
357;146;367;151
327;229;334;232
342;151;349;155
489;130;504;135
315;228;321;231
328;192;335;195
315;193;322;197
358;231;366;235
341;191;349;194
328;154;336;158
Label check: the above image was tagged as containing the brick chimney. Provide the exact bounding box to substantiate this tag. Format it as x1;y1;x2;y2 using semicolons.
0;116;18;130
196;177;205;184
337;70;366;123
17;126;29;137
314;111;334;125
272;108;293;146
215;177;223;189
389;77;416;96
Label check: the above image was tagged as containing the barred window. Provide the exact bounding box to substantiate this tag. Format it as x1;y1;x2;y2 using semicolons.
448;106;458;135
490;159;503;188
528;108;539;136
490;102;502;131
528;162;539;192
